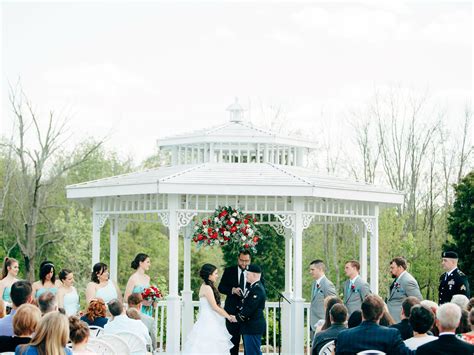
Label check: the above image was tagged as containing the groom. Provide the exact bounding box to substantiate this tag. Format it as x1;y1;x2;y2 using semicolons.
232;264;266;355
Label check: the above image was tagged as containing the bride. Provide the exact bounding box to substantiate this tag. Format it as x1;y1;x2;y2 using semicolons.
182;264;234;354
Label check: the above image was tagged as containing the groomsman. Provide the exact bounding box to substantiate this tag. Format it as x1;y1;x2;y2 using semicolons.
309;260;337;339
234;264;266;355
343;260;371;316
387;257;422;323
439;251;470;304
218;250;251;355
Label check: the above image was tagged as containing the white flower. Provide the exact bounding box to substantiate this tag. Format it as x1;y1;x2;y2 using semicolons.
214;217;219;222
215;228;219;232
232;212;238;217
248;229;254;236
224;231;230;237
194;226;199;230
242;236;247;241
230;218;236;224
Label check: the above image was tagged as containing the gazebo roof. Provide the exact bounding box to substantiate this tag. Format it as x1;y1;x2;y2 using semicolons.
66;163;403;204
157;121;318;149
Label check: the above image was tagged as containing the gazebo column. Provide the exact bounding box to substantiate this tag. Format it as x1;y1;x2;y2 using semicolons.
166;195;181;354
290;197;304;354
281;229;293;355
368;205;379;294
359;222;368;281
181;226;194;345
109;218;119;283
91;201;108;268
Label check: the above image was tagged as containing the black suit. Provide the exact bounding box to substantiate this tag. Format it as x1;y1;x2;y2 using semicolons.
417;333;474;354
218;265;246;355
439;268;470;304
390;319;413;340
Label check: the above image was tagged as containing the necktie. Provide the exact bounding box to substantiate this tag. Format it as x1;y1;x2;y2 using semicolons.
239;269;245;291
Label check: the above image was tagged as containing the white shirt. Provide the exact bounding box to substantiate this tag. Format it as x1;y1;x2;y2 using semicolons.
350;275;359;284
445;267;457;278
404;335;437;350
104;314;151;346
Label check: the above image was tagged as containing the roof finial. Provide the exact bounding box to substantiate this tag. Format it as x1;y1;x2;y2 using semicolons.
226;97;244;122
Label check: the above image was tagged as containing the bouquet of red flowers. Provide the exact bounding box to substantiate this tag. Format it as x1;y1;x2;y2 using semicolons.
141;285;162;302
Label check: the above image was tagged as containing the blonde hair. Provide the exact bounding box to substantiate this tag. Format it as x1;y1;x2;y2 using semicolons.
13;303;41;336
126;307;141;320
19;311;69;355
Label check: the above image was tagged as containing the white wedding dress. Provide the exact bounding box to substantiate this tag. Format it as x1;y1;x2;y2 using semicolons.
182;296;233;354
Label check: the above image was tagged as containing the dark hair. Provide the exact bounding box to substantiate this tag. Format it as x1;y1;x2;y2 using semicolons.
38;291;56;314
402;296;420;318
322;296;342;330
470;309;474;326
91;263;108;283
1;257;18;279
330;303;348;324
11;280;32;307
131;253;149;270
361;294;384;322
238;249;251;257
409;305;435;334
39;261;56;284
456;309;471;334
127;293;143;307
69;316;90;344
346;260;360;272
310;259;326;272
58;269;72;282
348;310;362;328
390;257;407;270
85;299;106;321
108;299;123;317
200;264;221;306
468;298;474;312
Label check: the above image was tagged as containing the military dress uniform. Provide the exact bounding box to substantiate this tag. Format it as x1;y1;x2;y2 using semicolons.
236;265;266;355
439;267;470;304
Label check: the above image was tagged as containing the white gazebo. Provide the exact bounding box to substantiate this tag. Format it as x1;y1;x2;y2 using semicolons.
66;99;403;354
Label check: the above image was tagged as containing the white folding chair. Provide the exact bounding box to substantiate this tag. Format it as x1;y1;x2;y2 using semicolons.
89;325;104;337
115;331;147;354
319;340;336;355
86;338;117;355
98;333;131;354
357;351;386;355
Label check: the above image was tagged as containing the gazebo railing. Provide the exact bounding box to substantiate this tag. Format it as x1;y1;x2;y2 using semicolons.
152;300;312;354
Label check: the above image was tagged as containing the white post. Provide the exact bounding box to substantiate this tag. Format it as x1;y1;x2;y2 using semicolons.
110;218;119;283
166;195;181;354
282;230;293;355
296;147;303;166
291;197;304;354
91;201;101;268
181;226;194;344
360;222;368;282
209;143;215;163
369;206;379;294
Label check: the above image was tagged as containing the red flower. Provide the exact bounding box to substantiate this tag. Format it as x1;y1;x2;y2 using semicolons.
202;220;207;225
253;236;259;243
244;219;249;225
244;243;249;249
230;226;237;233
226;220;233;226
207;228;213;234
197;234;204;241
351;284;355;292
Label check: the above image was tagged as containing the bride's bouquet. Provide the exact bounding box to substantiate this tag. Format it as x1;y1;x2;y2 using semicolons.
141;285;163;314
192;206;261;252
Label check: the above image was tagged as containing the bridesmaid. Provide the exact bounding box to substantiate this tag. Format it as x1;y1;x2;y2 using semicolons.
124;253;152;315
32;261;61;299
0;257;19;305
56;269;79;316
85;262;122;305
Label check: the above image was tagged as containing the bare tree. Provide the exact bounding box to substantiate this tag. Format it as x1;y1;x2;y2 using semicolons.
1;84;102;281
457;105;473;182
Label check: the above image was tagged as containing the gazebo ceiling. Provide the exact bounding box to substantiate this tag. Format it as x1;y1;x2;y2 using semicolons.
66;162;403;204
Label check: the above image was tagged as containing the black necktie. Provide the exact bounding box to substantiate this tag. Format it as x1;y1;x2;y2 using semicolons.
239;269;245;291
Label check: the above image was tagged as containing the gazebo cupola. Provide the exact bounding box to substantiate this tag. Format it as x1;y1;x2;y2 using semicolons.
157;98;317;167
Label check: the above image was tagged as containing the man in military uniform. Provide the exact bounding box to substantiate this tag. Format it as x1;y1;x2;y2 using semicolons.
439;251;470;304
231;264;266;355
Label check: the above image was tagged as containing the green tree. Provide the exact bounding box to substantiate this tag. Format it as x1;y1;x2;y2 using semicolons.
446;170;474;287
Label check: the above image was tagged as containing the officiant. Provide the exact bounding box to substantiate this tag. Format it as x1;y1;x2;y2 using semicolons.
218;250;252;355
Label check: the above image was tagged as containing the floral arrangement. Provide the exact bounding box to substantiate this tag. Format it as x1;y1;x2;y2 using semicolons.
141;285;162;302
192;206;261;251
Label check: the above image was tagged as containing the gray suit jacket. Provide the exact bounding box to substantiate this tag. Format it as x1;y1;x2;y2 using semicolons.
310;275;337;330
343;276;371;315
387;271;422;323
140;313;157;350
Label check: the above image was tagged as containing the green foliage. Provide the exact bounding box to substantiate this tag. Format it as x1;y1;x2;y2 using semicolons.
446;170;474;288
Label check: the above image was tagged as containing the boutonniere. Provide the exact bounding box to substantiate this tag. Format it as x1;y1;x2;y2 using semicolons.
351;284;357;292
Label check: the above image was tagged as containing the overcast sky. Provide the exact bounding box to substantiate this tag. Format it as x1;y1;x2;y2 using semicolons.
1;1;472;163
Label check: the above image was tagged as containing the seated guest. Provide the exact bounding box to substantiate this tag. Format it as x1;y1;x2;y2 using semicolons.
69;316;96;354
315;296;343;333
312;303;347;355
0;304;41;352
347;310;362;328
128;293;157;350
126;307;141;320
468;297;474;312
417;302;474;354
462;309;474;344
104;299;151;346
390;296;420;340
32;261;61;299
380;303;396;327
0;281;32;336
404;305;437;350
335;294;410;355
16;311;73;354
420;300;439;336
451;294;469;310
456;309;470;334
38;291;57;315
80;298;108;328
